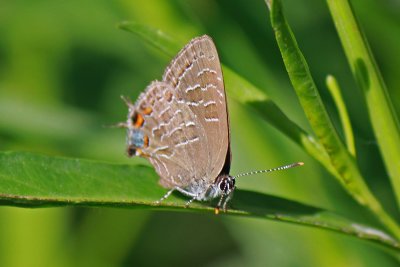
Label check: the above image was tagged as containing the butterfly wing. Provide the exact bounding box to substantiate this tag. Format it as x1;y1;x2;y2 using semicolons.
162;35;231;183
133;81;210;188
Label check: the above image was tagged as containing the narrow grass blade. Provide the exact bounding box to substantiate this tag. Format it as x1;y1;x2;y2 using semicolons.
267;0;400;239
326;0;400;209
118;21;180;58
326;75;356;156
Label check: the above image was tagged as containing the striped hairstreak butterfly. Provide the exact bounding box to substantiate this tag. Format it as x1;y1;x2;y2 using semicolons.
119;35;303;213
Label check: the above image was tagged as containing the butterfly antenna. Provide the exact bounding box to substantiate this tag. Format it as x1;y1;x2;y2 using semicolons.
233;162;304;179
120;95;134;108
102;122;128;128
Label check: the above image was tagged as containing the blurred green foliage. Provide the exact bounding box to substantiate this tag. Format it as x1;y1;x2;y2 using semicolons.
0;0;399;266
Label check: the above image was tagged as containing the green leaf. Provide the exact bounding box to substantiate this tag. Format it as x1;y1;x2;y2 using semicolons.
326;0;400;209
0;151;399;251
268;0;400;239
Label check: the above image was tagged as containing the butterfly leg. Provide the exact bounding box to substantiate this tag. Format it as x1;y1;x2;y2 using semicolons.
221;191;234;211
155;187;176;204
174;187;198;208
215;194;226;214
184;196;197;208
215;190;234;214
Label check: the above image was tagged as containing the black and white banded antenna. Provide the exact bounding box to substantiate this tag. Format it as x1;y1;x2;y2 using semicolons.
233;162;304;179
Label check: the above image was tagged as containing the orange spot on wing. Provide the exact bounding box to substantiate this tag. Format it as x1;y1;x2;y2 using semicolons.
143;135;149;147
134;114;144;127
143;107;153;115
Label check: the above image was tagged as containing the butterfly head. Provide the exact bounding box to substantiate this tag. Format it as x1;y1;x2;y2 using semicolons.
212;174;235;214
216;174;236;196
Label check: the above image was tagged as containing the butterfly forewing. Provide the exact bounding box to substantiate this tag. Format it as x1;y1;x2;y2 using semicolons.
162;35;230;183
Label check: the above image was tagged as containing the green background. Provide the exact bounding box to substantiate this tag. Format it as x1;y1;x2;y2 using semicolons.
0;0;399;266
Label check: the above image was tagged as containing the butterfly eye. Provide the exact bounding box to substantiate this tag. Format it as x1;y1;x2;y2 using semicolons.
218;181;224;191
219;179;227;191
218;177;235;193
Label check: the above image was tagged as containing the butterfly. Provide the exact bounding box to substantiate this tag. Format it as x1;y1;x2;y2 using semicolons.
118;35;303;213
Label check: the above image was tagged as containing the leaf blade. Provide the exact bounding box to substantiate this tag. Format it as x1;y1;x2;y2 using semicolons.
0;151;399;251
